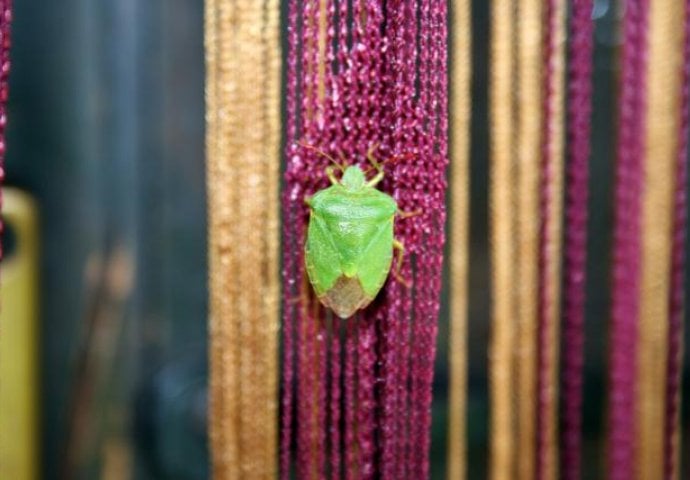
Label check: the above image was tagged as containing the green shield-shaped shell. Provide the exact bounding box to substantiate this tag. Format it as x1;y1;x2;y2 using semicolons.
305;178;398;318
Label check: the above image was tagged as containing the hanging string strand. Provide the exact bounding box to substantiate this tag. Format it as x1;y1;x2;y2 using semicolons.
391;0;418;476
206;0;281;477
279;0;301;475
447;0;471;477
664;1;690;478
295;1;323;477
235;0;268;473
262;0;282;472
380;1;407;475
636;0;684;477
344;318;359;480
489;0;517;477
537;1;567;479
560;1;593;479
515;0;543;476
207;1;241;476
409;0;435;476
607;0;649;478
355;3;385;478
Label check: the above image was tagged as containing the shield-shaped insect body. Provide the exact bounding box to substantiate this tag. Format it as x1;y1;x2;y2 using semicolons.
305;164;402;318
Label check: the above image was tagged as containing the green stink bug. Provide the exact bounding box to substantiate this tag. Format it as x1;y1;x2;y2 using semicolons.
304;144;414;318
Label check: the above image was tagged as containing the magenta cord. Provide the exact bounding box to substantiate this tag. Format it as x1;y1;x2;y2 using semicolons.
607;1;649;479
560;1;593;479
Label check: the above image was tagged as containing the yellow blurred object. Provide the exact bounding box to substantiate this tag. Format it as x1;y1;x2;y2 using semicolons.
0;188;39;480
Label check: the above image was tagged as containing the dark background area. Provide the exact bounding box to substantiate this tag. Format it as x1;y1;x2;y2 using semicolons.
2;0;688;479
7;1;208;478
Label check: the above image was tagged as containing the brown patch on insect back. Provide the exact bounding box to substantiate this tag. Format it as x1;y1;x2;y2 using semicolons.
319;276;373;318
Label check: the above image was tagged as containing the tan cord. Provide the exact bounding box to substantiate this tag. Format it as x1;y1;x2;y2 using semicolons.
540;1;566;479
514;0;543;478
263;0;282;473
636;1;684;478
489;1;516;478
206;0;281;477
317;0;328;103
207;1;240;475
447;0;471;478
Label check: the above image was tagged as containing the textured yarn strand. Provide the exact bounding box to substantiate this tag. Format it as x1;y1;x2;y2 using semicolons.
344;320;358;480
387;0;419;475
325;3;343;478
408;0;439;476
205;0;281;477
329;318;343;479
296;1;321;476
416;0;449;475
379;3;406;467
664;1;690;478
489;0;517;478
560;1;593;479
279;0;301;475
236;0;266;473
636;0;685;478
355;5;385;478
607;1;649;478
207;1;240;477
262;0;282;471
515;1;543;478
537;1;566;480
447;0;471;478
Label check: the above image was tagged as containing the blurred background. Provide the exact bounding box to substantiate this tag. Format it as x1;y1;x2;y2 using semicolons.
5;1;208;478
0;0;688;479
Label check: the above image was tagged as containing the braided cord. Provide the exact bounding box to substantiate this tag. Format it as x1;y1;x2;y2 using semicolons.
537;1;567;479
560;1;593;479
664;1;690;478
206;0;281;477
515;1;543;478
489;0;517;477
447;0;471;477
636;0;685;478
608;0;649;478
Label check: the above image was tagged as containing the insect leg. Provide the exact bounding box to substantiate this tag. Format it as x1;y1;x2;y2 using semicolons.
392;239;411;288
366;143;384;173
364;146;385;186
286;292;309;305
365;145;420;186
366;171;385;187
397;208;422;219
370;150;417;172
325;166;341;185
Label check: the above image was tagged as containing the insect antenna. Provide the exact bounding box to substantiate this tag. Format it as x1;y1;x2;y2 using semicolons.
337;150;350;168
298;141;346;171
362;150;417;175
